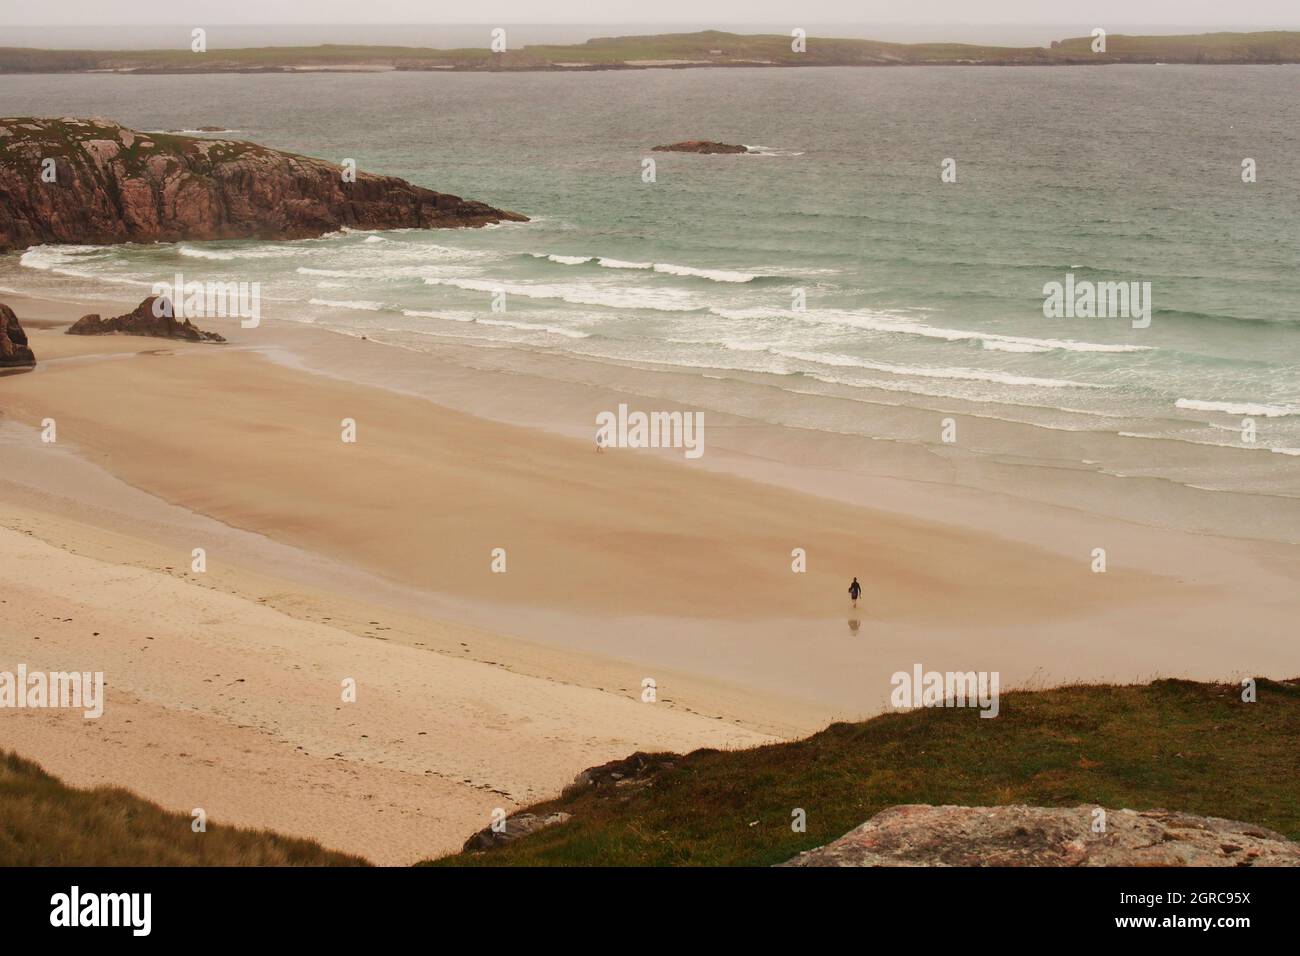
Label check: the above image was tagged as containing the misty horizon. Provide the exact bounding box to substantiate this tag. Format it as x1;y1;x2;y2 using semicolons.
4;21;1298;52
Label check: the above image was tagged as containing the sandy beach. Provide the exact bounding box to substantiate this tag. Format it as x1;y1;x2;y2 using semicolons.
2;294;1297;863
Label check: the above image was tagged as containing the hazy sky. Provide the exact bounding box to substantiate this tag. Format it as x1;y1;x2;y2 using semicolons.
2;0;1296;27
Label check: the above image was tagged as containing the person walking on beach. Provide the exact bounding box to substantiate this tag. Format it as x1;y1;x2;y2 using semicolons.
848;576;862;608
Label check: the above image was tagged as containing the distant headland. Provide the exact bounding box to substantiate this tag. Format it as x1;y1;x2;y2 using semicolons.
1;30;1298;74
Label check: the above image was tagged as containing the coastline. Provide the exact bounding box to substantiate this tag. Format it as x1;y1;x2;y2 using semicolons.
2;293;1297;861
4;31;1300;74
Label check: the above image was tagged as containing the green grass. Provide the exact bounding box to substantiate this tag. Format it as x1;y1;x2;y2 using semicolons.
0;750;369;866
2;31;1298;74
423;678;1300;866
0;116;278;181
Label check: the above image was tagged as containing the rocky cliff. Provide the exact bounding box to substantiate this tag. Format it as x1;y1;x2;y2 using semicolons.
0;117;527;251
0;303;36;368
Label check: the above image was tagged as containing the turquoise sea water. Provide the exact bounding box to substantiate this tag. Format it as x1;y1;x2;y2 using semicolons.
2;66;1297;495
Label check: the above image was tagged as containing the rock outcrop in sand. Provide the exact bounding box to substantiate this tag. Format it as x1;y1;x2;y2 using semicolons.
779;804;1300;867
652;140;752;154
0;117;528;251
67;296;226;343
0;303;36;368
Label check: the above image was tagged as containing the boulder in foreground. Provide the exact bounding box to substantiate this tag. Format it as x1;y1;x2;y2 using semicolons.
0;303;36;368
779;804;1300;867
67;296;226;343
652;140;752;154
0;117;528;251
462;812;572;852
0;304;36;369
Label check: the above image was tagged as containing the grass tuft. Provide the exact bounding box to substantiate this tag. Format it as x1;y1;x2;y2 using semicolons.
0;751;369;866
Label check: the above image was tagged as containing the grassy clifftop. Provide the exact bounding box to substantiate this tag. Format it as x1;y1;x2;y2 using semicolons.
0;751;368;865
0;117;277;180
426;678;1300;866
3;678;1295;865
2;31;1299;74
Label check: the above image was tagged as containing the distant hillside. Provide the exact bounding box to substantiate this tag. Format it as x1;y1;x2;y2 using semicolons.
2;30;1298;74
425;678;1300;866
0;750;368;866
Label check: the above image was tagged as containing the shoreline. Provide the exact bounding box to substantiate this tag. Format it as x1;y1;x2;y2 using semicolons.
8;290;1296;546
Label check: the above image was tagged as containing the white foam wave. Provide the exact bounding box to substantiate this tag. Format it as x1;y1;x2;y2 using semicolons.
400;309;588;338
651;263;758;283
19;245;110;273
477;317;590;338
424;277;702;312
1175;399;1299;418
712;307;1155;353
402;309;474;323
1119;431;1300;456
18;246;156;287
596;257;653;270
743;145;805;157
177;246;235;260
981;340;1052;353
176;243;304;261
668;337;769;353
534;253;762;282
773;349;1103;389
308;298;385;311
530;253;593;265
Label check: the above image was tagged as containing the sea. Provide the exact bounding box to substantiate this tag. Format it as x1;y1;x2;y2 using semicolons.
1;65;1297;516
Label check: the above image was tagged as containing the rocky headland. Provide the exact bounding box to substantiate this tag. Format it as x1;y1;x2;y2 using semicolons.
0;117;527;251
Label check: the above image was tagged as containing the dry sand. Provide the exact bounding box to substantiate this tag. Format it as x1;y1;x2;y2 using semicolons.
0;519;772;864
2;302;1297;864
